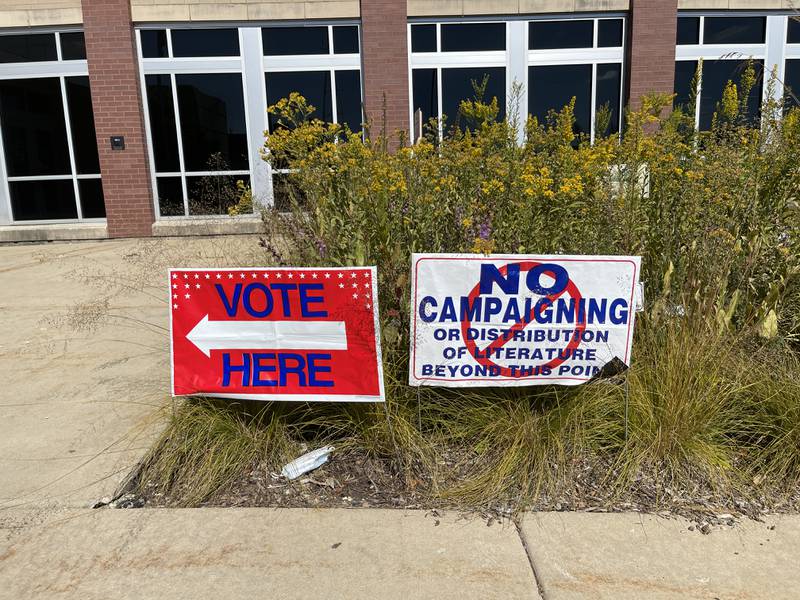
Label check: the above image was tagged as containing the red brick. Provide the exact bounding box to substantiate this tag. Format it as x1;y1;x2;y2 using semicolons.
628;0;679;111
82;0;154;238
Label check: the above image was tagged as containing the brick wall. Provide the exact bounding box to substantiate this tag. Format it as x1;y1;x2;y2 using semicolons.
82;0;154;238
360;0;409;147
628;0;679;111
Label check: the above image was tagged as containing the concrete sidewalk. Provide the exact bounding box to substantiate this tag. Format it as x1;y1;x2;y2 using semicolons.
1;239;798;600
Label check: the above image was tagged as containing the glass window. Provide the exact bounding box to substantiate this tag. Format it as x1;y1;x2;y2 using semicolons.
144;74;180;173
441;23;505;52
187;174;249;216
598;19;623;48
266;71;333;130
703;17;765;45
156;177;184;217
441;67;505;126
263;27;329;56
335;70;362;132
78;179;105;218
596;63;622;136
0;77;70;176
677;17;700;45
674;61;698;111
175;73;249;172
65;76;100;175
411;25;437;53
412;68;437;138
529;64;592;136
529;20;593;50
0;34;57;63
9;180;77;221
333;26;359;54
141;30;168;58
699;60;763;130
272;173;305;211
785;60;800;113
60;32;86;60
171;28;240;58
789;18;800;44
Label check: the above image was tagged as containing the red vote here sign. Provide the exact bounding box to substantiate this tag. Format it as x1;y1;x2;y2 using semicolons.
169;267;384;402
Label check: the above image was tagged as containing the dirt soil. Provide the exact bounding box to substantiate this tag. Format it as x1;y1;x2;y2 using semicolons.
133;449;800;532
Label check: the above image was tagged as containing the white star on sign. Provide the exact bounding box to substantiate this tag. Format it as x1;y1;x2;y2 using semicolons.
195;284;201;289
173;303;178;309
338;283;345;289
194;274;199;279
205;274;210;279
351;273;357;278
184;284;190;289
173;294;178;299
183;274;188;279
364;283;370;288
184;293;191;299
216;274;222;279
366;303;371;309
288;273;294;279
263;273;269;278
252;273;257;278
311;273;318;279
338;273;344;279
352;283;358;288
172;284;178;289
299;273;305;279
228;274;234;279
239;273;246;278
172;273;177;279
276;273;282;279
352;293;359;299
325;273;331;279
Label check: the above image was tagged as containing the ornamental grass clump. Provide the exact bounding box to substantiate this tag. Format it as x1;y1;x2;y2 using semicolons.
134;72;800;509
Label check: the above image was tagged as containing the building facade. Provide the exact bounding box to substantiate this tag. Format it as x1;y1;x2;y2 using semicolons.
0;0;797;241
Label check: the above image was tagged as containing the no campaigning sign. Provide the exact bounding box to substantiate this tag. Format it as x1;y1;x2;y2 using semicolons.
169;267;384;402
409;254;641;387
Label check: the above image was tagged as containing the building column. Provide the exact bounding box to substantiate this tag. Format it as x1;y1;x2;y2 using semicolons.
627;0;679;111
81;0;154;238
359;0;410;147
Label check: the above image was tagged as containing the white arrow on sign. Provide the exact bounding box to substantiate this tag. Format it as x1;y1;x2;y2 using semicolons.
186;314;348;357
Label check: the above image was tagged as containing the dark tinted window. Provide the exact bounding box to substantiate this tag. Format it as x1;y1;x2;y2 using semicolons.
78;178;105;218
704;17;765;44
529;64;592;136
140;29;168;58
9;179;77;221
171;28;239;57
441;23;505;52
187;174;249;215
157;177;184;216
441;67;505;127
0;34;57;63
596;63;622;136
412;68;438;138
677;17;700;45
530;20;593;50
335;70;362;132
598;19;623;47
176;73;249;171
272;173;305;211
699;60;763;130
789;18;800;44
263;27;329;55
674;60;698;111
411;25;437;52
333;26;359;54
0;77;70;176
784;59;800;113
65;76;100;174
266;71;333;130
60;32;86;60
145;74;180;173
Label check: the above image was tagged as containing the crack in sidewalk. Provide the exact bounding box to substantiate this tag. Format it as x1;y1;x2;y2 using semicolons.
514;518;548;600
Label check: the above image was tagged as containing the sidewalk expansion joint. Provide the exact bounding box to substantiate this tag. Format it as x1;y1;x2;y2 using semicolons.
514;518;547;600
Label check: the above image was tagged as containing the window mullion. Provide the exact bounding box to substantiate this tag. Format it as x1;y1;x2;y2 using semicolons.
59;75;83;219
169;72;189;216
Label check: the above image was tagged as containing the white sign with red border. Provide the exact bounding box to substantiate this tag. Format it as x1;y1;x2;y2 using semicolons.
409;254;641;387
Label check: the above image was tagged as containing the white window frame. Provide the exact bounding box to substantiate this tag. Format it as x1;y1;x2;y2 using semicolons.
407;15;626;143
136;26;257;220
526;16;626;143
262;23;363;201
675;12;794;129
0;29;103;226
